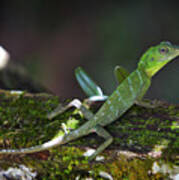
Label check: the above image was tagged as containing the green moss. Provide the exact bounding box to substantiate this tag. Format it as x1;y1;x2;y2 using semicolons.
0;91;60;148
0;90;177;179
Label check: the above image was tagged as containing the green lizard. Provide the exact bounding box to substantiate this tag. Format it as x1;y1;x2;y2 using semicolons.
0;41;178;161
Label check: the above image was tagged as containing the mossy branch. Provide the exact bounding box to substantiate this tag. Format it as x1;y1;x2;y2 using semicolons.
0;89;178;179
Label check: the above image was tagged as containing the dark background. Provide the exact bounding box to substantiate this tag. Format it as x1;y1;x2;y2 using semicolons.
0;1;178;103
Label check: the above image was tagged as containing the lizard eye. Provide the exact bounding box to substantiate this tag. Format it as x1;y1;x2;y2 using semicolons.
159;47;169;54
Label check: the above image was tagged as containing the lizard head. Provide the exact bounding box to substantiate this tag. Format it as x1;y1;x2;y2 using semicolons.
138;41;179;77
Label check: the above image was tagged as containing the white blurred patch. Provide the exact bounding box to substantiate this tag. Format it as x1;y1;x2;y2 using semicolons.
152;161;179;180
83;149;95;157
173;174;179;180
83;149;105;161
0;165;37;180
10;90;24;95
99;171;113;180
95;156;105;161
0;46;10;69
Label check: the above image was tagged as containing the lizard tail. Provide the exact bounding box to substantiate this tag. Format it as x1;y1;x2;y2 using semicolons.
0;135;65;154
0;122;87;154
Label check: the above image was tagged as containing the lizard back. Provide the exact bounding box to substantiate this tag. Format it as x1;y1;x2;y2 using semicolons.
93;69;150;126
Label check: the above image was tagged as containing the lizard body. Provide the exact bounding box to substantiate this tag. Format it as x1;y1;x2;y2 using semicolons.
0;41;178;160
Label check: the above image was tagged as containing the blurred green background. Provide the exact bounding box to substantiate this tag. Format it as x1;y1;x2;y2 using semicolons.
0;1;178;103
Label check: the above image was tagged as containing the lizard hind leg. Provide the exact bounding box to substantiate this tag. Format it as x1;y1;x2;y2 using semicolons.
75;104;113;161
88;125;113;161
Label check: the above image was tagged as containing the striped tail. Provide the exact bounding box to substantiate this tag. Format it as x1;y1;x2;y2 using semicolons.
0;135;65;154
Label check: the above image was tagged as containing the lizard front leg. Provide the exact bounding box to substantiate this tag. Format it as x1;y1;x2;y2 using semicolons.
47;99;92;120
